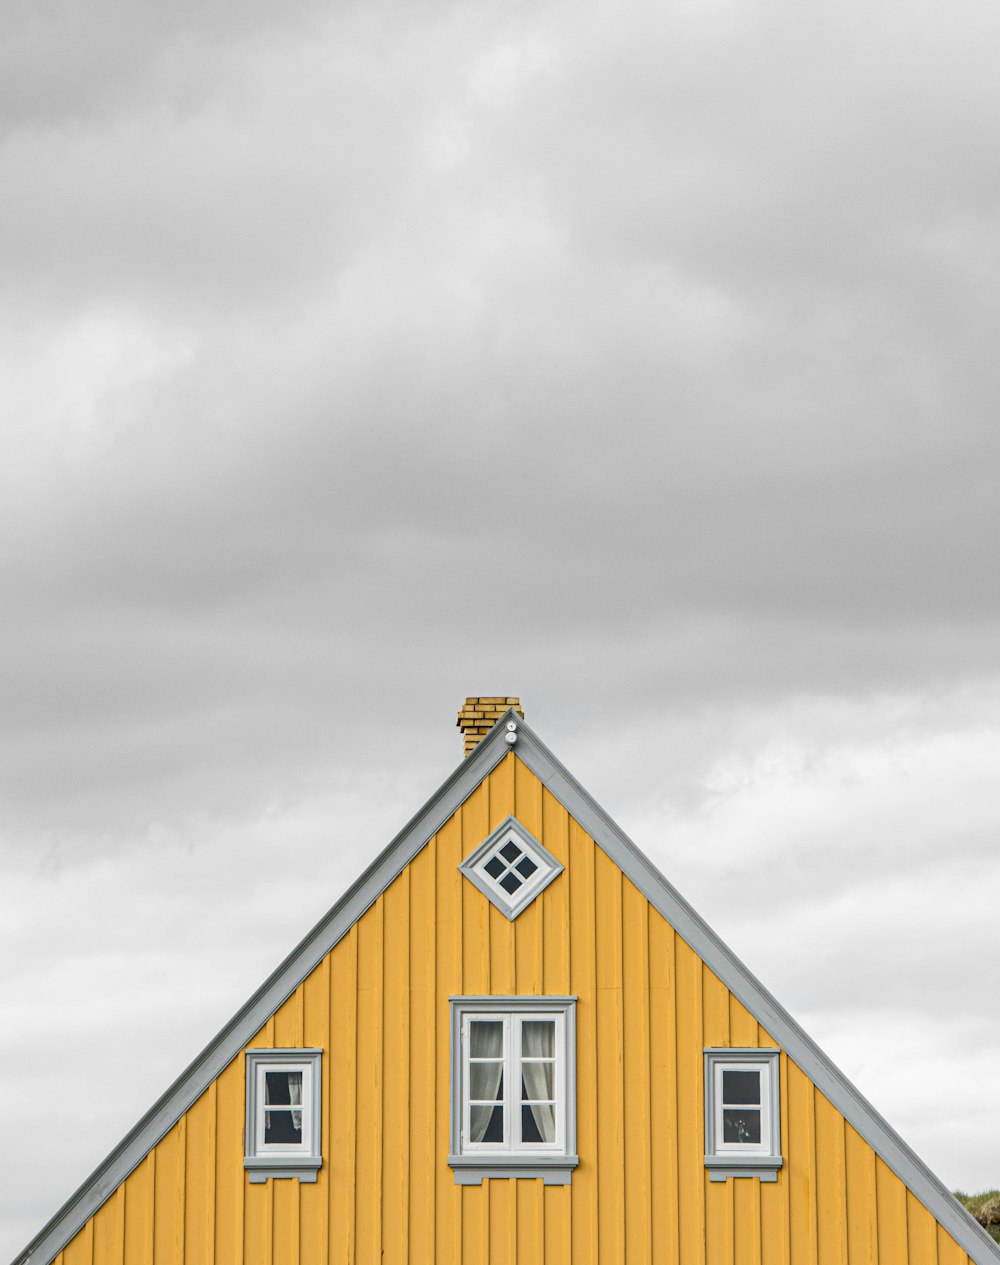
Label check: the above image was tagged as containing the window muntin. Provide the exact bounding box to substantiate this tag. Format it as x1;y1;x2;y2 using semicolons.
449;996;578;1184
480;835;542;901
713;1062;769;1152
245;1048;322;1182
466;1018;506;1146
461;1012;564;1154
521;1019;557;1144
255;1062;312;1153
703;1048;781;1182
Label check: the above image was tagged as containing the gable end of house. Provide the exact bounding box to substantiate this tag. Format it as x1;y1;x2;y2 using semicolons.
12;709;999;1265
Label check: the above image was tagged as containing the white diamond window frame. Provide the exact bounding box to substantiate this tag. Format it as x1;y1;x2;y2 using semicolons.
459;816;564;920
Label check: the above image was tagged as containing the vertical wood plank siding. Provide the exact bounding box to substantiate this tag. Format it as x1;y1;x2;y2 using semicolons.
55;754;976;1265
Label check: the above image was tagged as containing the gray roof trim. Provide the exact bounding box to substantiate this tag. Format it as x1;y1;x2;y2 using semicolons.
13;711;998;1264
13;723;516;1265
510;720;1000;1265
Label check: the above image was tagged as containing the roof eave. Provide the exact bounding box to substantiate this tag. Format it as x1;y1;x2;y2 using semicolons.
12;713;517;1265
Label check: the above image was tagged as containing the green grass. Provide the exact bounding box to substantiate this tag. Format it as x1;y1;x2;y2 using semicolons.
953;1190;1000;1243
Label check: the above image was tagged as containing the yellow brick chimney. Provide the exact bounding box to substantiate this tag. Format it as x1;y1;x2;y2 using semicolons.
456;696;525;757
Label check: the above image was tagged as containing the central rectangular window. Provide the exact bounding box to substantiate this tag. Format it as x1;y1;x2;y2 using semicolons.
463;1012;562;1150
449;997;577;1185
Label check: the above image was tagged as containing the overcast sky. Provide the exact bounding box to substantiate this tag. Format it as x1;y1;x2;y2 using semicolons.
3;0;1000;1255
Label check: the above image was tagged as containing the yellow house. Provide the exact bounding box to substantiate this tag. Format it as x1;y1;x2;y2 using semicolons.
14;698;999;1265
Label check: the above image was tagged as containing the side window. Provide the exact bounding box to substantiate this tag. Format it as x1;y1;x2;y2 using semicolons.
704;1048;782;1181
449;997;578;1185
244;1048;323;1182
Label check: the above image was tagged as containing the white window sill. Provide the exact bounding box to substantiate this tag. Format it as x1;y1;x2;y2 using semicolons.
244;1155;322;1183
448;1153;579;1185
704;1154;782;1182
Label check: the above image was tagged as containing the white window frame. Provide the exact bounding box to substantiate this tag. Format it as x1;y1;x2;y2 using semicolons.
244;1048;323;1182
704;1048;782;1182
449;996;578;1185
458;816;564;921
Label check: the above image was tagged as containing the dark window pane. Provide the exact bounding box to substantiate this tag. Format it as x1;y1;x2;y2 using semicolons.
484;855;506;879
470;1062;503;1100
469;1021;503;1058
499;871;522;894
521;1064;555;1110
264;1109;302;1144
521;1021;555;1059
481;1103;504;1143
522;1104;543;1143
264;1070;301;1106
500;841;522;863
722;1108;761;1144
521;1103;555;1143
515;856;538;878
722;1070;761;1105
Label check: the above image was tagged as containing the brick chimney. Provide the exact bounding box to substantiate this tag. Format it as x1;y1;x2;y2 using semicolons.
456;696;525;757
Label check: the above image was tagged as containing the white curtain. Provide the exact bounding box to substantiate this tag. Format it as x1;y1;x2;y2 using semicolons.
469;1022;504;1143
287;1071;303;1134
521;1022;556;1143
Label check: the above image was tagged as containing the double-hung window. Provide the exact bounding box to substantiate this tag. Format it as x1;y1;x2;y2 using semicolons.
449;997;577;1184
244;1048;323;1182
704;1048;782;1181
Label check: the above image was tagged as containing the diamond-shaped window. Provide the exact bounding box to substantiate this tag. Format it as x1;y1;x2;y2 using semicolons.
459;816;564;920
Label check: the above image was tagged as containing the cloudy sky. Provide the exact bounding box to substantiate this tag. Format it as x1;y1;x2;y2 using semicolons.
3;0;1000;1254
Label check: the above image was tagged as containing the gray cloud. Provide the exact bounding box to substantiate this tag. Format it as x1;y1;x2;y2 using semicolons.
3;0;1000;1254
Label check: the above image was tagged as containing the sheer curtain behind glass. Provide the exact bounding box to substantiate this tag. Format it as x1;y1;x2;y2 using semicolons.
520;1020;556;1142
469;1021;504;1143
263;1069;303;1144
287;1071;303;1132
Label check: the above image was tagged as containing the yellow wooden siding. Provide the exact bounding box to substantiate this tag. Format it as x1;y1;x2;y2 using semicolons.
56;752;978;1265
